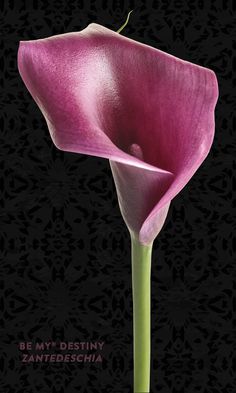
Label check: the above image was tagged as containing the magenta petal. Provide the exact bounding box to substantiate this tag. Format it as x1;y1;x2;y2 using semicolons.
18;24;218;245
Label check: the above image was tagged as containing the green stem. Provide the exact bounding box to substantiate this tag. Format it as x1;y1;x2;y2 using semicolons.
131;236;153;393
116;10;133;34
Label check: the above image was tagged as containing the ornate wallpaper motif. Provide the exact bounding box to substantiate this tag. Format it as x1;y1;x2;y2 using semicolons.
1;1;234;392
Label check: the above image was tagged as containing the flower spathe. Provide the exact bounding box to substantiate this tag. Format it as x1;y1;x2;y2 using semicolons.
18;23;218;245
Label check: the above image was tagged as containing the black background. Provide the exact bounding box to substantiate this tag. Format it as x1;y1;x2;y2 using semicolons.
1;1;234;392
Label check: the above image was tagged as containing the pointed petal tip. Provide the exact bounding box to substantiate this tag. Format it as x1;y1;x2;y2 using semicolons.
18;39;33;61
138;202;171;246
18;40;32;80
18;38;36;49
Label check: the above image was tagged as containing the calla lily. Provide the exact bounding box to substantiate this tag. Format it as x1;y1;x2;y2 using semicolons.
18;22;218;393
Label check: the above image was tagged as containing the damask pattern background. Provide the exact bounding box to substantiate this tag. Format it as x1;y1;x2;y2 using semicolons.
1;0;234;392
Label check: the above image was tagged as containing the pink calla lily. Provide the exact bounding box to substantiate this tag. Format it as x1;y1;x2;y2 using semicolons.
17;23;218;245
18;22;218;393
